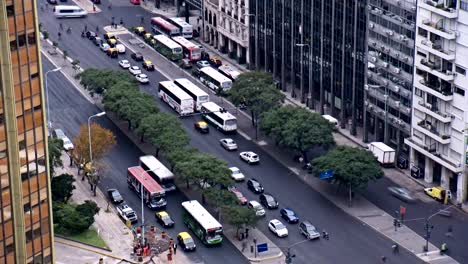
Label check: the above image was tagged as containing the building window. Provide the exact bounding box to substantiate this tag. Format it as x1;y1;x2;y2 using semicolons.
10;40;17;51
27;32;36;45
455;86;465;96
17;34;26;48
415;88;422;97
456;66;466;75
7;5;14;16
461;1;468;11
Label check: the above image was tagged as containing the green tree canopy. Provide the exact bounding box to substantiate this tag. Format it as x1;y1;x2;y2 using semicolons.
54;203;92;235
79;69;136;95
76;200;100;226
175;153;233;189
261;105;335;160
48;137;64;176
119;94;159;130
229;71;284;125
51;173;75;203
203;188;238;209
166;147;198;171
102;82;140;114
222;206;258;237
311;146;384;202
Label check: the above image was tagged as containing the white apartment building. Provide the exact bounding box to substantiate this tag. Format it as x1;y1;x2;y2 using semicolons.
203;0;249;64
405;0;468;203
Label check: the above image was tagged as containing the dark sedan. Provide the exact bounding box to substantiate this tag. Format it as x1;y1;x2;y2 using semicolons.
107;188;123;204
247;179;264;194
280;208;299;224
259;193;279;209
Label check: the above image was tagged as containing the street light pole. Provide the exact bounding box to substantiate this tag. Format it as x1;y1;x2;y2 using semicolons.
45;67;62;129
87;112;106;163
139;168;153;246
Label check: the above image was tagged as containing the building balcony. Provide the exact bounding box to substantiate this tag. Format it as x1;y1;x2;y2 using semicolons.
418;38;455;61
415;120;451;144
405;138;462;173
414;100;452;123
418;59;455;81
420;19;457;40
420;0;458;19
415;77;453;101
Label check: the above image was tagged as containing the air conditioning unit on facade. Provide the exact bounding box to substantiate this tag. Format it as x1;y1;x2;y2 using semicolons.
369;23;374;29
370;57;377;62
394;68;401;74
382;62;389;68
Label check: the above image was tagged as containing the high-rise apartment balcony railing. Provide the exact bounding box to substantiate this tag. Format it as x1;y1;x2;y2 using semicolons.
416;78;453;101
415;100;452;123
416;120;451;144
418;38;456;61
419;59;455;81
420;19;457;40
420;0;458;18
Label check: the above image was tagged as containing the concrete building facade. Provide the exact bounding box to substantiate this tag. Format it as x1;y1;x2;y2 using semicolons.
364;0;416;160
0;0;54;263
405;0;468;203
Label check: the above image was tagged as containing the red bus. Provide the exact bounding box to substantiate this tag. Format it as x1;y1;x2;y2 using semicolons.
127;166;167;209
172;36;202;61
151;17;180;37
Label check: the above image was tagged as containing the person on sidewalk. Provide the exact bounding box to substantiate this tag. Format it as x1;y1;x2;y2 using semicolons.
173;243;177;255
245;228;249;238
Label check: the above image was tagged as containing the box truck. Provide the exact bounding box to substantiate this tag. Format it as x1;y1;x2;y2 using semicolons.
367;142;395;167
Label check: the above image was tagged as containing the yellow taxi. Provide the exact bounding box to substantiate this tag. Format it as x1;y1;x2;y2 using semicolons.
143;33;153;42
106;47;118;58
142;60;155;71
104;32;115;40
155;211;174;228
107;38;117;47
194;121;209;133
134;26;146;36
177;232;196;251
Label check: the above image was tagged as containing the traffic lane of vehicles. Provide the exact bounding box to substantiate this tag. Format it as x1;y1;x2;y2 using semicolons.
43;58;250;264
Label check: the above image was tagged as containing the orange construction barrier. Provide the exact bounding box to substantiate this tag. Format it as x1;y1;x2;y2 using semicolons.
167;253;172;261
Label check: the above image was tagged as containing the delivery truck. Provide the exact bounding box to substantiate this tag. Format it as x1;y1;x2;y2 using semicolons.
367;142;395;167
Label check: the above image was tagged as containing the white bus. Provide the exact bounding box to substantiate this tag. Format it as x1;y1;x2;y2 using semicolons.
173;78;209;111
53;5;88;18
158;81;194;116
182;200;223;245
218;65;241;81
199;67;233;92
139;155;176;192
169;17;193;39
171;36;201;61
200;102;237;132
151;17;181;37
153;35;183;61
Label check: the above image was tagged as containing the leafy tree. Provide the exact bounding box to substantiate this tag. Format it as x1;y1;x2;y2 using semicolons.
78;69;136;95
311;146;384;205
54;203;90;235
261;105;335;161
166;147;198;171
229;71;285;126
119;94;159;130
76;200;100;226
72;123;116;164
103;82;139;114
203;188;238;208
51;173;75;203
222;206;258;238
48;137;64;176
175;153;233;189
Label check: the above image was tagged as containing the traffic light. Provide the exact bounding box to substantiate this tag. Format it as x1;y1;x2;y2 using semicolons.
397;220;401;227
393;218;398;227
285;250;295;264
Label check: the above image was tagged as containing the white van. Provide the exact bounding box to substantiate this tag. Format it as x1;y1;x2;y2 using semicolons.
54;5;88;18
115;44;126;54
322;114;339;128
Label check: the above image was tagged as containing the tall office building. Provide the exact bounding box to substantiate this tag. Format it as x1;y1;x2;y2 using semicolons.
0;0;54;263
364;0;416;160
249;0;368;136
405;0;468;203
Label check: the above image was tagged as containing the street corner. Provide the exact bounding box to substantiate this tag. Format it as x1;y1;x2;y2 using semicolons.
248;251;284;263
103;25;129;35
71;0;102;14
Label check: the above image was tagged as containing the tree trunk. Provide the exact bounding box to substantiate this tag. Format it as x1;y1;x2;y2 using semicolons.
250;111;255;126
348;184;352;207
128;120;132;130
140;134;144;143
186;180;189;189
155;148;160;157
301;150;308;163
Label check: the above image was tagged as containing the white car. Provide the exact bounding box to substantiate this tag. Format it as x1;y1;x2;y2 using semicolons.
52;128;74;151
229;167;245;181
248;200;265;217
240;151;259;164
99;43;110;52
115;43;126;54
135;73;149;84
269;219;288;237
129;66;142;75
220;138;238;150
119;59;131;69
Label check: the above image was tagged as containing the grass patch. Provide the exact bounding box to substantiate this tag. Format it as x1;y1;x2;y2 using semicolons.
57;229;108;249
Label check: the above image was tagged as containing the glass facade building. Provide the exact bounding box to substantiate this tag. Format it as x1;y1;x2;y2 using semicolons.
249;0;368;135
0;0;54;263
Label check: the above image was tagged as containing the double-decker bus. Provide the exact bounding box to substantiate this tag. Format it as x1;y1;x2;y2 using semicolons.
168;17;193;39
171;36;201;61
153;35;183;61
139;155;176;192
181;200;223;245
151;17;180;37
199;67;233;92
127;166;167;209
218;65;241;81
173;78;209;111
158;81;194;116
200;102;237;132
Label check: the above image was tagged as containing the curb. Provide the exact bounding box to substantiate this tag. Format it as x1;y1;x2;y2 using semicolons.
247;251;284;262
55;234;111;252
55;237;136;263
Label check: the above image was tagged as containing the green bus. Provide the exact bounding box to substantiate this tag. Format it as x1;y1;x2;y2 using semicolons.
153;34;183;61
181;200;223;245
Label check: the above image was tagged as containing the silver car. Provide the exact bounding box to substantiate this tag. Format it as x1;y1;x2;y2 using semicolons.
220;138;238;150
299;221;320;240
388;186;415;203
52;128;74;151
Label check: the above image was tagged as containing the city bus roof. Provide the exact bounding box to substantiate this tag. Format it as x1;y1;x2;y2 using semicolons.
159;81;193;101
139;155;174;180
153;34;182;50
181;200;222;231
171;36;199;50
151;17;179;31
201;101;236;120
169;17;193;28
127;166;165;194
174;78;209;97
199;67;232;84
